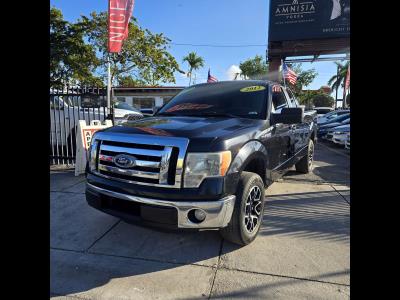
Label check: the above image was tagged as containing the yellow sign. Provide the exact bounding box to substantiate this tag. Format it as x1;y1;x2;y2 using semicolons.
240;86;266;93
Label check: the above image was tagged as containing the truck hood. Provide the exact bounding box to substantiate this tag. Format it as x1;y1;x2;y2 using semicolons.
319;122;341;129
101;116;262;151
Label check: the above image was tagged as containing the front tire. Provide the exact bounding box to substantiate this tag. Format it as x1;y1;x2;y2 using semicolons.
295;139;314;173
219;172;265;246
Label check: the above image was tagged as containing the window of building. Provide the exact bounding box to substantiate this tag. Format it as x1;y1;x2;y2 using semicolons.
132;97;155;109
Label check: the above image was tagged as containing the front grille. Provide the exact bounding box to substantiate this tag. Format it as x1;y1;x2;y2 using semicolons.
92;132;189;188
127;114;143;121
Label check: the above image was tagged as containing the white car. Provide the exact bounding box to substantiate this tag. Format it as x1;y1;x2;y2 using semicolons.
314;107;334;117
113;101;143;124
331;125;350;145
345;133;350;149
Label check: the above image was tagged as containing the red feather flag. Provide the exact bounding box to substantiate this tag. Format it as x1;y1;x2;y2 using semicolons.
108;0;135;53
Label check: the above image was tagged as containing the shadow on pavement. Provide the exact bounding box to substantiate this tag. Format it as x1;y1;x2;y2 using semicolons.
283;143;349;185
260;191;349;244
205;269;350;299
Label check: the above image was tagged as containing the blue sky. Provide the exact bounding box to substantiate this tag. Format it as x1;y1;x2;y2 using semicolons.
51;0;344;95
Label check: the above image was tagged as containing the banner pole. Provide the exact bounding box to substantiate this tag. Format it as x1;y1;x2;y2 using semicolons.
281;59;286;88
107;54;111;110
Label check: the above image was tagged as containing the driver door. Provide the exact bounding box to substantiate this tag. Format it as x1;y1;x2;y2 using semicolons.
266;85;294;175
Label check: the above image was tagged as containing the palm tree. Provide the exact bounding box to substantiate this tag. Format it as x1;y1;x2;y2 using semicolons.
328;61;350;96
182;52;205;86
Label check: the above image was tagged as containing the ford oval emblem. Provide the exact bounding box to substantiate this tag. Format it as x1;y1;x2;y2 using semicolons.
113;154;136;168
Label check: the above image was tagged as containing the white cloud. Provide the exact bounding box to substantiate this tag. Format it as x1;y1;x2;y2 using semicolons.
226;65;243;80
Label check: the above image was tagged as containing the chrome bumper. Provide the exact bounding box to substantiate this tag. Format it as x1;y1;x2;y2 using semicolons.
86;183;235;229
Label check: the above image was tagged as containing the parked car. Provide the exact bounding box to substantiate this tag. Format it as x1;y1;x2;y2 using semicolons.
318;117;350;138
314;107;334;117
330;125;350;144
317;109;350;124
113;101;143;124
318;113;350;126
345;133;350;149
85;80;317;246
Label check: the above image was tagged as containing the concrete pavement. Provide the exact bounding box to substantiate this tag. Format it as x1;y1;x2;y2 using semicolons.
50;142;350;299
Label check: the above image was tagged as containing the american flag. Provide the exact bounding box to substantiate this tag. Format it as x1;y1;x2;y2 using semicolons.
207;68;218;83
282;63;298;85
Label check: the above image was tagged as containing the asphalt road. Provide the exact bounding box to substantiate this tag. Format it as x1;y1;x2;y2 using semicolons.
50;142;350;299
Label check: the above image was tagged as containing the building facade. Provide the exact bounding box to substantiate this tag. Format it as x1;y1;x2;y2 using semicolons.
112;86;184;109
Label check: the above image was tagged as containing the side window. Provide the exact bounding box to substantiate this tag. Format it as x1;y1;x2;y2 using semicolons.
286;88;298;107
271;85;289;113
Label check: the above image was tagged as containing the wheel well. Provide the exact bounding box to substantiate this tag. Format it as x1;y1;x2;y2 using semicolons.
310;131;315;142
242;157;266;184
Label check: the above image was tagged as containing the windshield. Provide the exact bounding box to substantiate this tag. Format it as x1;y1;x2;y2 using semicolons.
316;108;333;114
157;81;268;119
113;101;140;112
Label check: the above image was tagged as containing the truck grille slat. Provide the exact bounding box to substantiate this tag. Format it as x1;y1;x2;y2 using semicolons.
101;144;164;157
98;164;159;179
99;154;161;168
92;133;189;188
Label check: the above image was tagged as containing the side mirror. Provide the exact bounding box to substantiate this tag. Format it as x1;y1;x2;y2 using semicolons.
270;107;304;125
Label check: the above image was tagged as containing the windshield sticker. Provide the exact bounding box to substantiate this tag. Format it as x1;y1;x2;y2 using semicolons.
166;103;214;112
240;86;266;93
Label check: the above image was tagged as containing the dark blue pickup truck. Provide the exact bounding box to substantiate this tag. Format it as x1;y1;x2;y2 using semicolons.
85;80;317;246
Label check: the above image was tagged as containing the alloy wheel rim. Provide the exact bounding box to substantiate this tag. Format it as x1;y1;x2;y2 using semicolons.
243;186;262;233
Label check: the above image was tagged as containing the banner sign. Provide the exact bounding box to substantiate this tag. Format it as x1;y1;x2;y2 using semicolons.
108;0;135;53
268;0;350;42
75;120;113;176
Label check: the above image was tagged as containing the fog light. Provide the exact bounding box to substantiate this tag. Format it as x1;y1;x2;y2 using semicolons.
194;209;206;222
188;209;206;223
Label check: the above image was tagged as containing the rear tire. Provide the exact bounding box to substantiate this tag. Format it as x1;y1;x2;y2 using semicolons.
295;139;314;173
219;172;265;246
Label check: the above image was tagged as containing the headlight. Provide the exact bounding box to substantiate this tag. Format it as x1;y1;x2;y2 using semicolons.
87;135;99;172
184;151;232;188
333;131;346;135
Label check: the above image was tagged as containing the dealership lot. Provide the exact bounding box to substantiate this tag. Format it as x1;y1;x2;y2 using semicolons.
50;142;349;299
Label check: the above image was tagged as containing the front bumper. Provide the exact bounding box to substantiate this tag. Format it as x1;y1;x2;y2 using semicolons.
86;182;235;229
332;134;348;145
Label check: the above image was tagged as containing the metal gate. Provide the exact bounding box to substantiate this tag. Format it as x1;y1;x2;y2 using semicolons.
50;86;108;166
